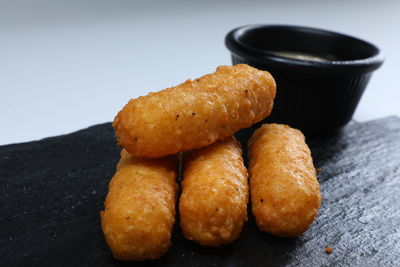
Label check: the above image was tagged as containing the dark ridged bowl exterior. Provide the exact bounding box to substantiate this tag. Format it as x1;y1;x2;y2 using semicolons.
226;25;384;136
232;55;372;135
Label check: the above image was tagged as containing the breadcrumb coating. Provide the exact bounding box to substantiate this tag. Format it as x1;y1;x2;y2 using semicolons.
325;246;333;254
113;64;276;158
101;150;178;261
248;124;321;237
179;137;248;246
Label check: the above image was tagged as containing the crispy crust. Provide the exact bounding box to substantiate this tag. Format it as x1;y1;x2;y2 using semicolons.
179;137;248;246
248;124;321;237
113;64;276;158
101;150;178;261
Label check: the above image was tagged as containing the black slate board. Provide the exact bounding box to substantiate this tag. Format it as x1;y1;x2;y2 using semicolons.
1;117;400;267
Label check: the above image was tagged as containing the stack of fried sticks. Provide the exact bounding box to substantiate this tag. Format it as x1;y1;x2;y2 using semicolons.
100;64;321;261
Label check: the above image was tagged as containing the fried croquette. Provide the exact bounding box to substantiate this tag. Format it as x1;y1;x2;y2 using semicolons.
179;137;248;246
101;150;178;261
113;64;276;158
248;124;321;237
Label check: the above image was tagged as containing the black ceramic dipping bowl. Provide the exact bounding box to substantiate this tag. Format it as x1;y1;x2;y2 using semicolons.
225;24;384;136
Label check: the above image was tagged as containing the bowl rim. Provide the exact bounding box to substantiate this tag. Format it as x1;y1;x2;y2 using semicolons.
225;24;384;74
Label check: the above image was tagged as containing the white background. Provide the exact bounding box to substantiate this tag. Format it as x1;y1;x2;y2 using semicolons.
1;0;399;145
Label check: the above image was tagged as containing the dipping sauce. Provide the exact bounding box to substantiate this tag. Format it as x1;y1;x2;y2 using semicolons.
271;51;329;62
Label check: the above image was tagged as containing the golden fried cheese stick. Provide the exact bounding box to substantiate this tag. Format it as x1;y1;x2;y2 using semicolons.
179;137;248;246
248;124;321;237
101;150;178;261
113;64;276;158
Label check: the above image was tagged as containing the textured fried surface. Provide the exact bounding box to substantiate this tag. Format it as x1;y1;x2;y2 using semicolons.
248;124;321;237
179;137;248;246
113;64;276;158
101;150;178;261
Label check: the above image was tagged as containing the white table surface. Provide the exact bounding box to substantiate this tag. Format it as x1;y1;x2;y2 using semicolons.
1;0;399;145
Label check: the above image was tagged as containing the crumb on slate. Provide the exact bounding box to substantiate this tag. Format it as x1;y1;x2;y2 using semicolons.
325;246;333;254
